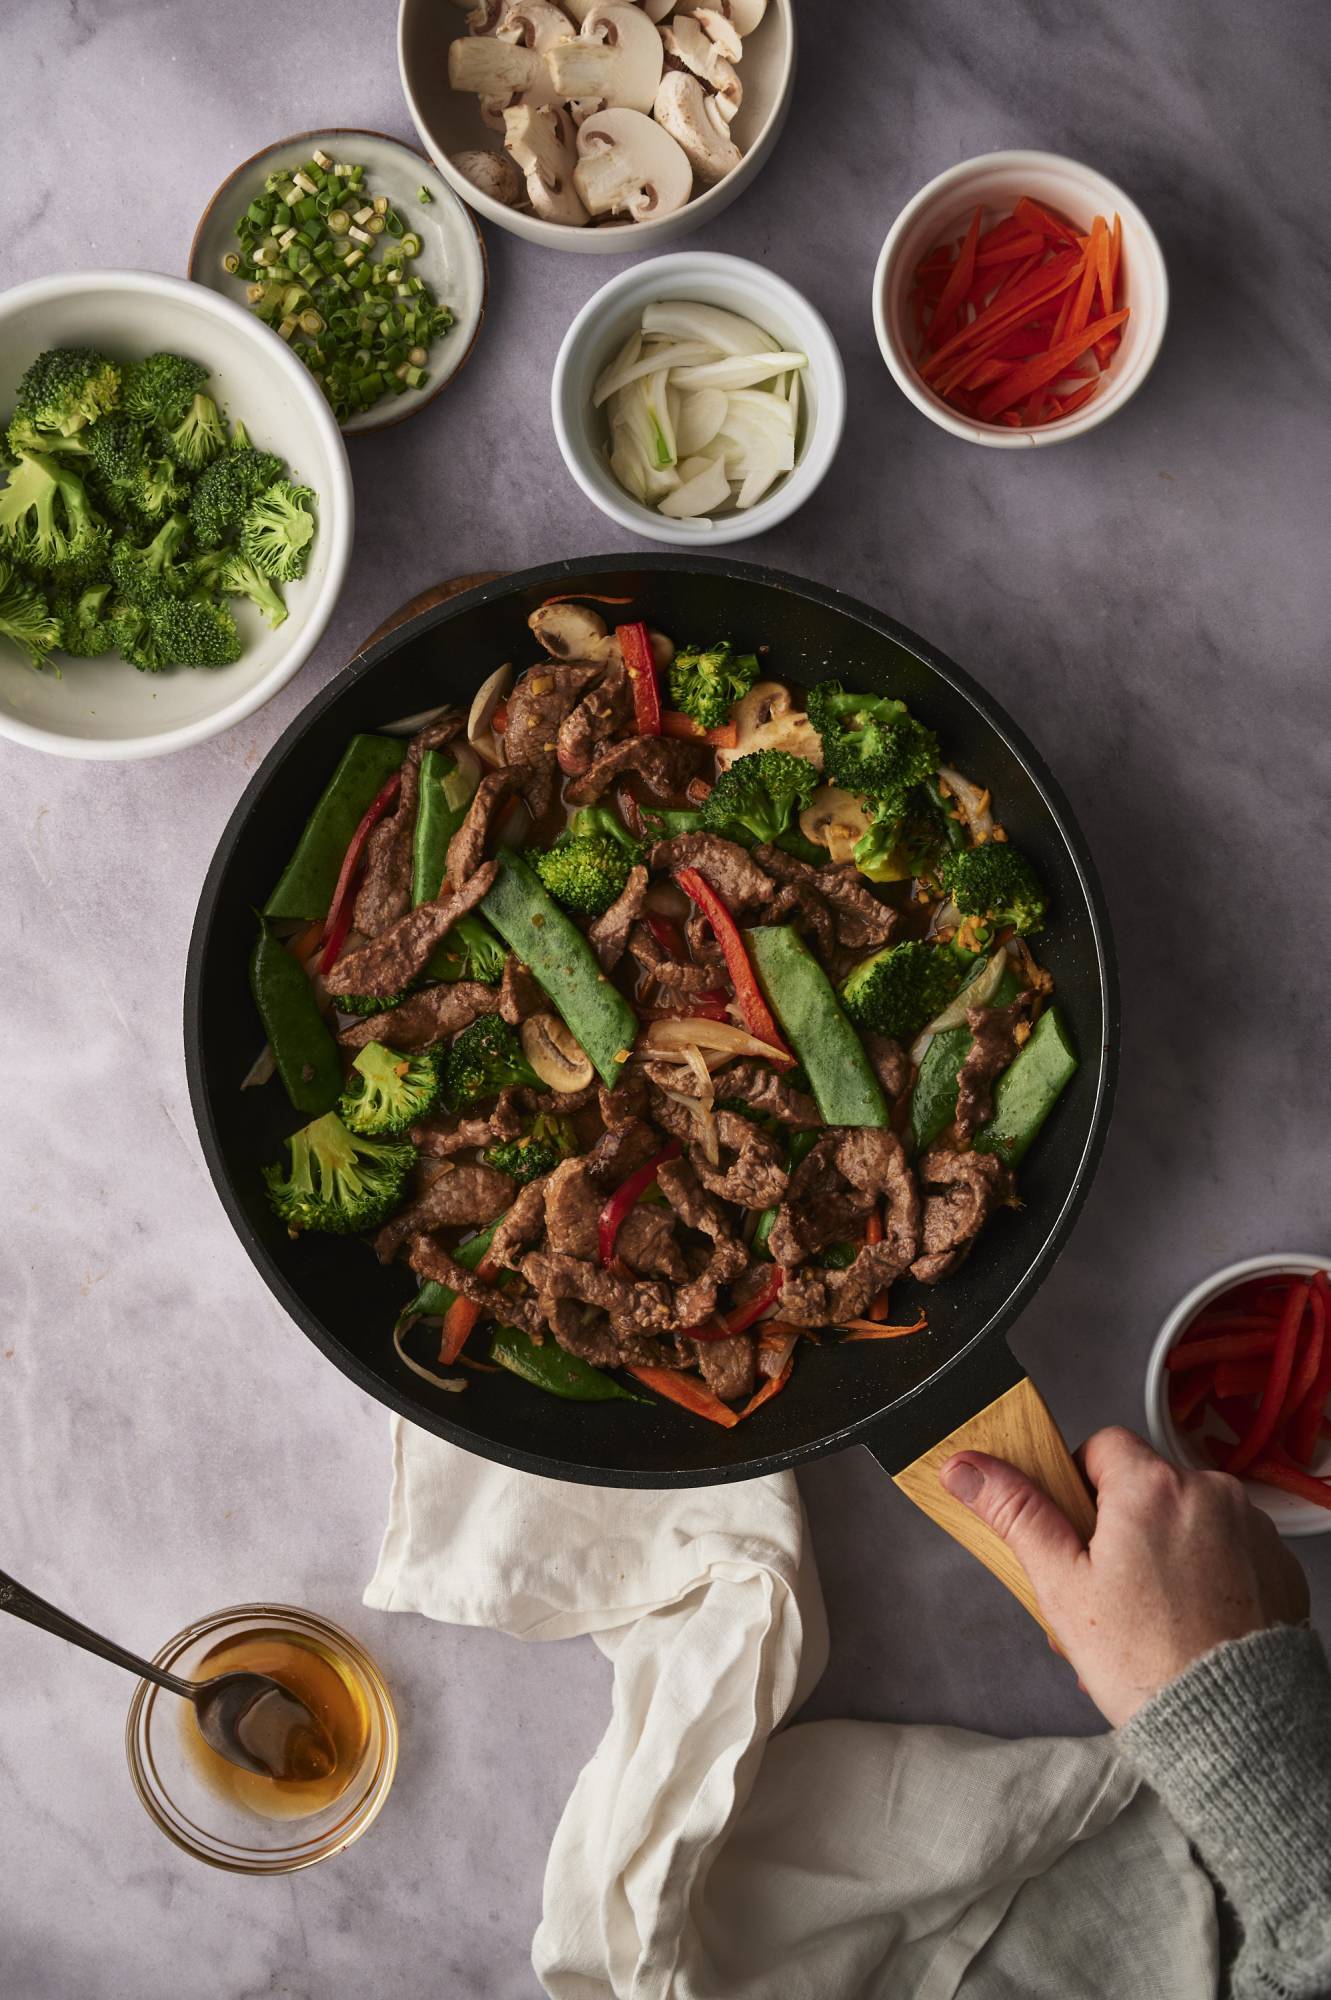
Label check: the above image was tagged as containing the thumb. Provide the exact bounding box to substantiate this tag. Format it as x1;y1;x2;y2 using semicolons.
939;1452;1086;1604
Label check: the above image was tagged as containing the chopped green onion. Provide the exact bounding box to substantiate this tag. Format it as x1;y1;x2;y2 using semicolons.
222;251;241;275
400;232;421;257
418;185;433;204
328;209;350;234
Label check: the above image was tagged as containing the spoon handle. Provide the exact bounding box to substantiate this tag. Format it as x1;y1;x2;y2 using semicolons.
0;1568;196;1699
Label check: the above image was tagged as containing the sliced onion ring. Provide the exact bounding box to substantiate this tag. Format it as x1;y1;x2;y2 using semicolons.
938;765;995;842
468;661;512;749
909;947;1007;1068
644;1017;786;1062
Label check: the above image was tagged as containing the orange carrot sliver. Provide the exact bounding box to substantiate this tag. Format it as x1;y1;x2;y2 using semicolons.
1065;216;1107;341
1095;216;1114;317
1015;195;1077;242
1108;213;1123;302
919;250;1083;379
926;205;983;348
976;308;1130;420
439;1297;483;1365
1053;380;1099;418
841;1315;928;1339
975;231;1043;266
628;1365;740;1427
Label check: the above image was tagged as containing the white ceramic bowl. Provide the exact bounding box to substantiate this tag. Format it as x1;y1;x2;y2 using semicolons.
188;128;488;436
552;251;845;546
872;150;1168;449
1145;1254;1331;1538
397;0;795;254
0;271;353;760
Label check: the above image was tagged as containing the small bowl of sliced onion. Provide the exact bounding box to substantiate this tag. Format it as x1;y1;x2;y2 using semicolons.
552;250;845;546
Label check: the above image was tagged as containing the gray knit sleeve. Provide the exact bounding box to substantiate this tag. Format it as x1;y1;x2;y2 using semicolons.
1117;1626;1331;2000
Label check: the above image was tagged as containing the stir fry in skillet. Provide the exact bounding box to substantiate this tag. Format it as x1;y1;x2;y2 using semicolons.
251;600;1078;1425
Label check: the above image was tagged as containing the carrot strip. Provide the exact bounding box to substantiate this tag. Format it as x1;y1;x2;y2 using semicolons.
1246;1456;1331;1513
628;1366;740;1427
925;205;983;349
975;231;1044;267
919;250;1084;379
1015;195;1078;242
841;1315;928;1339
738;1357;795;1418
975;309;1130;420
660;710;737;748
976;214;1031;253
1065;216;1107;341
1169;1367;1214;1424
1054;381;1099;418
1095;219;1114;316
862;1206;889;1320
439;1298;483;1365
1108;213;1123;302
1092;331;1122;369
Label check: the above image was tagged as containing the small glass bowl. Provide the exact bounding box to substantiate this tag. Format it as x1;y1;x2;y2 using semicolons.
125;1603;397;1872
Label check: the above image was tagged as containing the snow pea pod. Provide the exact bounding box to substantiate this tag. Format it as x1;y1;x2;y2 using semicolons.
394;1221;499;1334
745;925;889;1128
249;918;343;1116
489;1326;651;1403
973;1007;1078;1166
909;965;1022;1152
481;849;638;1089
265;734;407;921
412;747;504;982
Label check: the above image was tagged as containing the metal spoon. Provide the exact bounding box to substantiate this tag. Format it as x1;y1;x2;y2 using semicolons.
0;1567;337;1782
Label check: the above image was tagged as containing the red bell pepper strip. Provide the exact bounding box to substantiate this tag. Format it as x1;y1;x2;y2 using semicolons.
1228;1281;1310;1474
646;911;687;959
1245;1455;1331;1513
627;1366;740;1428
674;867;795;1066
679;1265;786;1344
1164;1330;1279;1370
617;621;661;737
598;1142;681;1268
317;769;403;976
1289;1278;1331;1463
438;1257;499;1365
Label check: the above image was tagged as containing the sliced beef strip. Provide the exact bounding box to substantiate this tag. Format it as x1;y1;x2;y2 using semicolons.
767;879;837;961
541;1157;604;1260
374;1162;515;1261
656;1154;748;1329
954;994;1033;1142
616;1204;689;1282
692;1333;756;1403
637;1056;715;1098
685;908;724;965
599;1073;648;1129
566;736;708;806
627;921;665;976
489;1175;550;1269
338;979;498;1052
498;954;546;1027
648;832;775;911
516;1079;599;1116
588;863;648;973
752;846;898;952
503;664;601;817
352;714;463;938
587;1117;660;1188
863;1031;909;1101
405;1234;544;1338
325;861;500;999
767;1136;872;1267
411;1089;524;1156
690;1109;788;1210
778;1241;911;1327
541;1298;621;1368
646;1084;700;1147
836;1127;922;1271
651;959;724;992
713;1059;821;1127
521;1250;675;1340
557;658;628;776
445;768;527;888
910;1143;1014;1285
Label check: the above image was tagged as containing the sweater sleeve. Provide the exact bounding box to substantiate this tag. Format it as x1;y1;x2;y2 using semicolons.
1117;1625;1331;2000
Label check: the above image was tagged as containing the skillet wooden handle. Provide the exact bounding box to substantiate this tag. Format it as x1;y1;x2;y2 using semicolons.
891;1376;1095;1638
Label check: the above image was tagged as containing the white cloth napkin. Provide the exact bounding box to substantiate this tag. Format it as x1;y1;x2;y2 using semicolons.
365;1419;1217;1999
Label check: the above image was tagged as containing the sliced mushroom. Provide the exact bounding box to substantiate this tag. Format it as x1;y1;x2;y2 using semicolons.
522;1013;595;1092
503;104;589;224
547;4;664;117
574;107;692;222
459;0;506;26
450;148;525;205
448;35;544;96
799;784;873;864
529;600;615;659
675;0;765;39
715;680;824;771
497;0;576;46
661;16;741;118
653;71;741;182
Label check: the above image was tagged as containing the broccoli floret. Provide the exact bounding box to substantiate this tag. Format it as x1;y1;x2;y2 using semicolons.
121;352;210;428
241;480;316;581
851;784;956;884
189;445;284;548
5;414;91;459
138;453;190;522
941;842;1047;939
483;1135;563;1186
109;513;193;607
147;591;242;669
840;941;972;1041
432;913;507;984
700;749;816;847
50;581;116;658
533;805;641;918
444;1013;540;1107
262;1110;415;1236
806;681;939;810
165;393;226;471
83;413;147;495
0;452;110;584
667;640;760;732
110;600;173;674
197;547;288;628
336;989;411;1017
11;348;120;439
339;1040;445;1138
0;557;60;668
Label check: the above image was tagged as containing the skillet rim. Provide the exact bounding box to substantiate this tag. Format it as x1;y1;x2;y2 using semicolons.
183;553;1119;1487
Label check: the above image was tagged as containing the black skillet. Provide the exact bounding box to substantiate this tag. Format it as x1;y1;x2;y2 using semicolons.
185;556;1115;1627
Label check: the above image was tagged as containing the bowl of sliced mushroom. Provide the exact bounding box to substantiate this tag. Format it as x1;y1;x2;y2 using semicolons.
397;0;796;251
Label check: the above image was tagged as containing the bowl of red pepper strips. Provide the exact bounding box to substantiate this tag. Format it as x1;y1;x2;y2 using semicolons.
1147;1255;1331;1537
872;150;1167;448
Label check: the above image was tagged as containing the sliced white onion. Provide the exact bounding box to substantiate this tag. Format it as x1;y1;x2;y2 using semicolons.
468;662;512;748
674;386;727;458
694;1098;720;1166
443;739;481;808
659;454;731;520
682;1041;715;1105
241;1041;276;1089
381;703;455;736
392;1319;468;1394
909;947;1008;1067
938;765;995;842
645;1017;785;1061
927;897;962;940
669;351;809;392
592;340;714;407
640;300;779;354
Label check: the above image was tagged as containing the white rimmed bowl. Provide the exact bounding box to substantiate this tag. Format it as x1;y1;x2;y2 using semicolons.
552;251;845;547
397;0;795;254
872;149;1168;449
1146;1253;1331;1539
0;271;352;761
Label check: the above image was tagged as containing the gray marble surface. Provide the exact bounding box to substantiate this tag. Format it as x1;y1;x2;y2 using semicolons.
3;1;1330;1994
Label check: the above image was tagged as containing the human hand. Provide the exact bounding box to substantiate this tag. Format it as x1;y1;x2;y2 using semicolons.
940;1426;1310;1726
